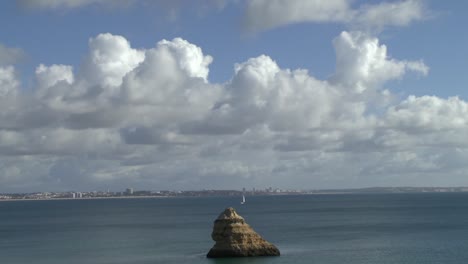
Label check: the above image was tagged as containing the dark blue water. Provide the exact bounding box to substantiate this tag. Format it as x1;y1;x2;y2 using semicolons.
2;193;468;263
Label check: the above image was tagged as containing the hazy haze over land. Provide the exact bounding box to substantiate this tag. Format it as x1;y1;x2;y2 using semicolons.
0;0;468;192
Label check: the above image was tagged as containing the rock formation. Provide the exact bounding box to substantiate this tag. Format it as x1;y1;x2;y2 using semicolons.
206;207;280;258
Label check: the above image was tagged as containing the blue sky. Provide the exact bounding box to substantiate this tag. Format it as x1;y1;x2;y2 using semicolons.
1;0;468;192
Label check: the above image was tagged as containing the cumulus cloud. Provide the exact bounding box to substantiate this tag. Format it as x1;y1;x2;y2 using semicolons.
156;38;213;82
120;37;221;131
82;33;144;88
3;30;468;192
243;0;427;33
331;31;428;93
193;55;339;134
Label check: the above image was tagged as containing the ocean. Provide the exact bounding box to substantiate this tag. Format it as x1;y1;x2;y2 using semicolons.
2;193;468;264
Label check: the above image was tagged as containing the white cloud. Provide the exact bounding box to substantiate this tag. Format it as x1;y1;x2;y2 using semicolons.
157;38;213;82
331;31;428;93
81;33;144;88
354;0;426;31
222;55;337;131
243;0;427;33
244;0;352;32
181;54;342;135
120;37;221;129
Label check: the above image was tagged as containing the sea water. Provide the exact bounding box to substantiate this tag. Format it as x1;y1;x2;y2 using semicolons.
2;193;468;264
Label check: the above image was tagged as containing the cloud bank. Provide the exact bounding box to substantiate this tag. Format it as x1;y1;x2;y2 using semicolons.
2;27;468;192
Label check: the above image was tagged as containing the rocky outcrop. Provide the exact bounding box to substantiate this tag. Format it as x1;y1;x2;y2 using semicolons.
206;207;280;258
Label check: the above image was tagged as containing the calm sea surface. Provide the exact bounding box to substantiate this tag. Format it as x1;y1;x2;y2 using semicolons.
2;193;468;264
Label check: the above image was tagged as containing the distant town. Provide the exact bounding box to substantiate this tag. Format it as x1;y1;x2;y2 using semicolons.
2;186;468;201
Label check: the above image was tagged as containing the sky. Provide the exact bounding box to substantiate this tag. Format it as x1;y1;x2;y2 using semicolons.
1;0;468;192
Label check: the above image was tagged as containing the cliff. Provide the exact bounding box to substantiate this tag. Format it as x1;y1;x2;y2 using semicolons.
206;207;280;258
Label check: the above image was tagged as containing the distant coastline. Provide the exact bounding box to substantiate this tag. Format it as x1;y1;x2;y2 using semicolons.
1;186;468;202
0;195;170;202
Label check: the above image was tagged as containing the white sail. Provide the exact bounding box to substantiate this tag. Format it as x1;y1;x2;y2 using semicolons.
241;195;245;204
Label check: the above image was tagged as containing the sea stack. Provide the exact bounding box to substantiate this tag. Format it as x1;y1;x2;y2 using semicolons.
206;207;280;258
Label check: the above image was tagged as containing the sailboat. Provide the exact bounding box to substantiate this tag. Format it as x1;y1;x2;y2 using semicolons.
240;194;246;205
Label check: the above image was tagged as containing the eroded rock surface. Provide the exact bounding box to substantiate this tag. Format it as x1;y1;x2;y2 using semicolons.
206;207;280;258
